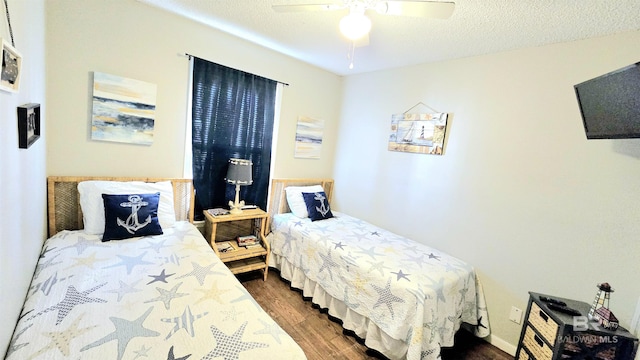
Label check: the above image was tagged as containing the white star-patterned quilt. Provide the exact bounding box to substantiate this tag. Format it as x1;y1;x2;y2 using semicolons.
267;212;490;360
6;221;306;360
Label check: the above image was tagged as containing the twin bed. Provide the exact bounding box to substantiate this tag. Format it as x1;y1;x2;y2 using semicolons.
265;178;491;360
6;176;491;360
5;177;306;360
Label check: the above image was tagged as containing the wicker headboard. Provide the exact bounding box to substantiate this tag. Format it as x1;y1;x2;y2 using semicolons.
267;178;335;216
47;176;195;236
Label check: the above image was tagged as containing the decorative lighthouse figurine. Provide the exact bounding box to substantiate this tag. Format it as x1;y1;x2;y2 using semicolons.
588;282;619;331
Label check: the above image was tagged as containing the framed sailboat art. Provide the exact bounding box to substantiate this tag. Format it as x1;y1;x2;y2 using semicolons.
388;112;448;155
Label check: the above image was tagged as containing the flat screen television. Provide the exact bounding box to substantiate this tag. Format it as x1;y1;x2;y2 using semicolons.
574;62;640;139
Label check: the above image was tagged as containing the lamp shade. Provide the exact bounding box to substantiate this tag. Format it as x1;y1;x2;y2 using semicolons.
339;11;371;40
225;158;253;186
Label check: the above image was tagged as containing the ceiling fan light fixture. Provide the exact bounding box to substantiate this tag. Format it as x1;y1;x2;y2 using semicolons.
339;12;371;40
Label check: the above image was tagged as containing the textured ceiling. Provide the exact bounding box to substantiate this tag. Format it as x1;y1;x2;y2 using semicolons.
137;0;640;76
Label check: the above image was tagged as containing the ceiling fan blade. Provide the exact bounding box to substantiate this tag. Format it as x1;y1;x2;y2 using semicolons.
375;1;455;19
272;3;345;13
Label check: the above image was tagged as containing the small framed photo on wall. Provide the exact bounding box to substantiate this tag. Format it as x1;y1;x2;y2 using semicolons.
1;38;22;93
18;103;41;149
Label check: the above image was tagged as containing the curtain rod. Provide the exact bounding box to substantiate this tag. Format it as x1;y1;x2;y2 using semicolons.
184;53;289;87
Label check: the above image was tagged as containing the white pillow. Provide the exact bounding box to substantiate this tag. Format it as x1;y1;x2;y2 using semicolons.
285;185;324;218
78;180;176;235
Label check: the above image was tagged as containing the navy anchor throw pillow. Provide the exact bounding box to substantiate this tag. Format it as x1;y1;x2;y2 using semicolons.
102;193;163;241
302;191;334;221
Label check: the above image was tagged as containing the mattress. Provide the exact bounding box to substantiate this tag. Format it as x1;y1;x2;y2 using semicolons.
267;211;490;360
6;221;306;360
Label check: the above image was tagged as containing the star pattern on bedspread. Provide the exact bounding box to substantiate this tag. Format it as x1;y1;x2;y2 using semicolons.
147;268;175;284
104;252;153;275
343;287;360;309
298;254;310;275
202;321;268;360
195;280;231;304
423;275;447;303
382;245;400;255
158;253;188;267
132;344;151;359
408;287;428;305
317;249;339;280
268;211;492;359
4;324;31;358
403;253;426;268
339;253;360;273
176;262;224;286
253;318;287;344
366;260;391;276
57;236;108;255
172;225;201;242
39;245;56;259
420;347;439;359
67;251;108;270
230;285;262;309
179;238;206;253
80;307;160;360
279;228;295;254
141;239;169;253
30;271;73;296
28;314;96;358
391;269;411;282
106;280;143;302
167;345;192;360
220;307;242;322
371;278;405;320
347;231;370;242
144;282;188;310
347;272;371;297
27;283;108;325
355;246;383;260
33;254;62;279
161;305;209;339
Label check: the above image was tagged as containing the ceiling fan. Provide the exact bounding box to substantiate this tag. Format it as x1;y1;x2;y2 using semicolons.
272;0;455;41
273;1;455;69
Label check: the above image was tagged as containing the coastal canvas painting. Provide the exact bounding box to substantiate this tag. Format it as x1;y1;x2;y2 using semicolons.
388;112;448;155
294;116;324;159
91;72;157;145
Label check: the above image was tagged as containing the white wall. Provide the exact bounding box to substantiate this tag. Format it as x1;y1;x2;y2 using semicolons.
46;0;342;179
334;30;640;352
0;0;46;353
1;0;341;353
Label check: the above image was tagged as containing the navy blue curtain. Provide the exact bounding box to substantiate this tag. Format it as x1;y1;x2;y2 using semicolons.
191;57;276;219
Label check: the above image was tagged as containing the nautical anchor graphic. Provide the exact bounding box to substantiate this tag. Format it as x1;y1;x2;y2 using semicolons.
313;192;330;217
117;195;152;234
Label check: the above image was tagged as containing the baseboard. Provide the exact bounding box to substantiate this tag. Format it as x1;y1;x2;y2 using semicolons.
487;334;517;356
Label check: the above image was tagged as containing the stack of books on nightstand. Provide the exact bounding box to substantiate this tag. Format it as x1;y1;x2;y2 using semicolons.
208;208;229;216
216;241;238;253
237;235;260;248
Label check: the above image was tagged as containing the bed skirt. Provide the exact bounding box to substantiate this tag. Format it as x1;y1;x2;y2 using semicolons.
270;253;414;359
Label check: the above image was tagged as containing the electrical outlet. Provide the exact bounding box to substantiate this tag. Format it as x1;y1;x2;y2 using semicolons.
509;306;523;324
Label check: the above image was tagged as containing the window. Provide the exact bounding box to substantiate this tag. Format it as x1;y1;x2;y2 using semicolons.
188;57;278;219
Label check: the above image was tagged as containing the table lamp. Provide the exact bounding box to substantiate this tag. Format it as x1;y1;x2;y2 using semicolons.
225;158;253;215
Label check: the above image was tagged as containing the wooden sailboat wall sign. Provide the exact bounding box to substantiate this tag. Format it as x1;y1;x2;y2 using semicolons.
388;112;448;155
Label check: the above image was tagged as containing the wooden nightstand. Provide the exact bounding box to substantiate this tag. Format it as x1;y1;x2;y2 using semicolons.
516;292;638;360
203;207;270;280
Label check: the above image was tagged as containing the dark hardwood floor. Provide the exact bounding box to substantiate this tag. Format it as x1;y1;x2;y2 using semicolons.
238;269;513;360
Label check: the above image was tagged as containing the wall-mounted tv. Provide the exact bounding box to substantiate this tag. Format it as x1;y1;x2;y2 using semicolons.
574;62;640;139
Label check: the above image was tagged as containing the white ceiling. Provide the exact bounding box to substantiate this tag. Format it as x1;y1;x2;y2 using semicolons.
137;0;640;76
